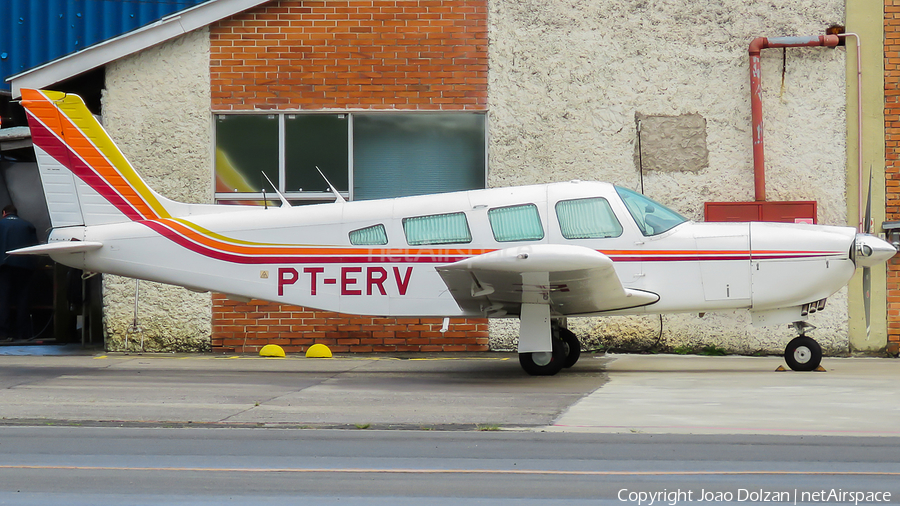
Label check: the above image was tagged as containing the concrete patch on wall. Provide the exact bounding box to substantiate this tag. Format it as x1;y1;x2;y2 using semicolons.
488;0;849;354
101;28;212;352
635;113;709;173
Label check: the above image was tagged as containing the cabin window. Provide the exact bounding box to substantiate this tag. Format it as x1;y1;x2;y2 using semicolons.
214;112;486;205
488;204;544;242
403;212;472;245
615;186;688;236
555;198;623;239
349;224;388;246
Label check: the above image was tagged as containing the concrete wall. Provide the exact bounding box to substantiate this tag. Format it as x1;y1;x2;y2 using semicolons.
100;28;213;352
488;0;849;354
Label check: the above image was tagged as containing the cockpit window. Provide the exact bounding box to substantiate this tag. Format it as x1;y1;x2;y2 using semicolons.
614;186;688;236
555;197;623;239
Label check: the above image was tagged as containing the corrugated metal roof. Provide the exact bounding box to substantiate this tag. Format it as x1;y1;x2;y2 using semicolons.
0;0;212;91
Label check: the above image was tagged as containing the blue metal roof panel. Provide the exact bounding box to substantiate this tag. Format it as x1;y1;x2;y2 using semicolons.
1;0;212;91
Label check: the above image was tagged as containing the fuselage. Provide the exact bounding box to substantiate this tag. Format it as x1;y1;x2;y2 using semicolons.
47;181;858;319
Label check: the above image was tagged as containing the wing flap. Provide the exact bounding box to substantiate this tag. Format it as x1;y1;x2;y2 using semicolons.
437;244;658;316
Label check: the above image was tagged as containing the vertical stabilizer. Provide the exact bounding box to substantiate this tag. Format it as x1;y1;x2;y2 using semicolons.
21;89;185;227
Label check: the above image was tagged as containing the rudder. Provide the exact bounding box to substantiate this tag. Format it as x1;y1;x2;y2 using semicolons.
22;89;176;228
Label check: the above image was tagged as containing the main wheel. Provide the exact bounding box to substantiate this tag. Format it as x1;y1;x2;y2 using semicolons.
784;336;822;372
519;338;566;376
558;327;581;368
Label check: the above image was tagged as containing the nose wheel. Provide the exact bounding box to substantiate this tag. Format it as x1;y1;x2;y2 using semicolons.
783;322;822;372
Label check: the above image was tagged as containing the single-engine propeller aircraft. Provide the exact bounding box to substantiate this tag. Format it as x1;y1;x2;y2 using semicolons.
12;89;897;375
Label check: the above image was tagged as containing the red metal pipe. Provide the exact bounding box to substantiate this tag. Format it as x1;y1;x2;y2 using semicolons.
749;35;840;201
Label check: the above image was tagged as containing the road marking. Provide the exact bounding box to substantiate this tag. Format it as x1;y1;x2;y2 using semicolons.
1;465;898;476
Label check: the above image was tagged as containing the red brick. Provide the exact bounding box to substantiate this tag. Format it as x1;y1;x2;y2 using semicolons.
211;0;487;110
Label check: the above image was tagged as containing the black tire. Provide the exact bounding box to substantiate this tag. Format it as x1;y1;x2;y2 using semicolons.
784;336;822;372
558;327;581;368
519;338;566;376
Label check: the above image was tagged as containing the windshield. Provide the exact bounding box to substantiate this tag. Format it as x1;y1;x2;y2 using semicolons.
614;186;688;236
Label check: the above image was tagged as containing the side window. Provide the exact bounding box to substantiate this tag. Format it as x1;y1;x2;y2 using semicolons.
349;224;388;246
556;198;623;239
403;212;472;245
488;204;544;242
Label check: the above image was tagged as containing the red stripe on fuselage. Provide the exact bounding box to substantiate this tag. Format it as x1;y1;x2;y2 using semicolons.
140;220;472;264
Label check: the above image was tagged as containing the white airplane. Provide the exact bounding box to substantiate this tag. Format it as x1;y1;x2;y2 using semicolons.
12;89;897;375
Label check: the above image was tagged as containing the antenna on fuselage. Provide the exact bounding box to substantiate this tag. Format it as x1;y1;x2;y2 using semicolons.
261;171;291;208
316;166;347;204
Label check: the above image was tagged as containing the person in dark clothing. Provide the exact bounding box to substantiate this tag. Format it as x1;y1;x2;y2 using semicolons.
0;205;38;340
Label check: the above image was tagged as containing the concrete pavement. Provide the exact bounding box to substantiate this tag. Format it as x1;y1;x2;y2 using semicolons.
0;350;609;428
0;349;898;436
552;354;900;436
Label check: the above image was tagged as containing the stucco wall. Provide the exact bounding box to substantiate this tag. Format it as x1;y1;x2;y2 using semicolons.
100;28;213;352
488;0;849;354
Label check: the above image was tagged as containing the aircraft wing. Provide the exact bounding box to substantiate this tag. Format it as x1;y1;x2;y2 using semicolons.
436;244;658;316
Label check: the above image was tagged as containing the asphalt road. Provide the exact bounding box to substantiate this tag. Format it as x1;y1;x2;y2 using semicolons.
0;427;898;505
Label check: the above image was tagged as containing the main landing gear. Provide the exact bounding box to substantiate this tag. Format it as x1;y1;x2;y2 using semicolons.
783;321;822;372
518;322;582;376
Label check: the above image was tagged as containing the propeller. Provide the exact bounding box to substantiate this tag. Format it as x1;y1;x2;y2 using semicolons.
853;168;897;340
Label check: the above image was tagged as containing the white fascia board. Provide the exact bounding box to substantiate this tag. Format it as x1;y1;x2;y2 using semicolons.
8;0;270;98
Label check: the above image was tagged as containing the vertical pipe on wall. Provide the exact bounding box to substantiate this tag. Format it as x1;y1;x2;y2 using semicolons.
838;33;864;231
748;35;841;202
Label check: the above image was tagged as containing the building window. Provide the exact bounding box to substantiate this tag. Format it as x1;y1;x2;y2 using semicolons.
214;112;486;205
488;204;544;242
556;198;623;239
349;224;388;246
215;115;279;196
403;212;472;246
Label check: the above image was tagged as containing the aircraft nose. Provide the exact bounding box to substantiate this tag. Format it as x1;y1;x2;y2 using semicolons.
854;233;897;267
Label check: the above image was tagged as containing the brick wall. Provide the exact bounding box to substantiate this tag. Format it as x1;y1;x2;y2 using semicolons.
210;0;487;110
887;0;900;355
208;0;490;354
212;295;490;354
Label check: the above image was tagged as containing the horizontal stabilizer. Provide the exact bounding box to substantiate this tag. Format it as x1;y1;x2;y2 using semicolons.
8;241;103;256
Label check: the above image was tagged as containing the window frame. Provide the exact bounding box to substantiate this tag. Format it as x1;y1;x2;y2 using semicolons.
212;111;489;205
614;186;688;237
487;204;545;242
555;197;624;240
349;224;389;246
402;212;473;246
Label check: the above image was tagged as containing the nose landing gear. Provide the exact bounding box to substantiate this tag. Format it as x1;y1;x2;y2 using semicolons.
784;321;822;372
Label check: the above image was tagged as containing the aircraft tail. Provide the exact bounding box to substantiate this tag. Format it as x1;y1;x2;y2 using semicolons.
21;89;190;228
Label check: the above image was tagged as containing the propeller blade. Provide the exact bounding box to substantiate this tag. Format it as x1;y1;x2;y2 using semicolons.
863;265;872;341
864;167;873;234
